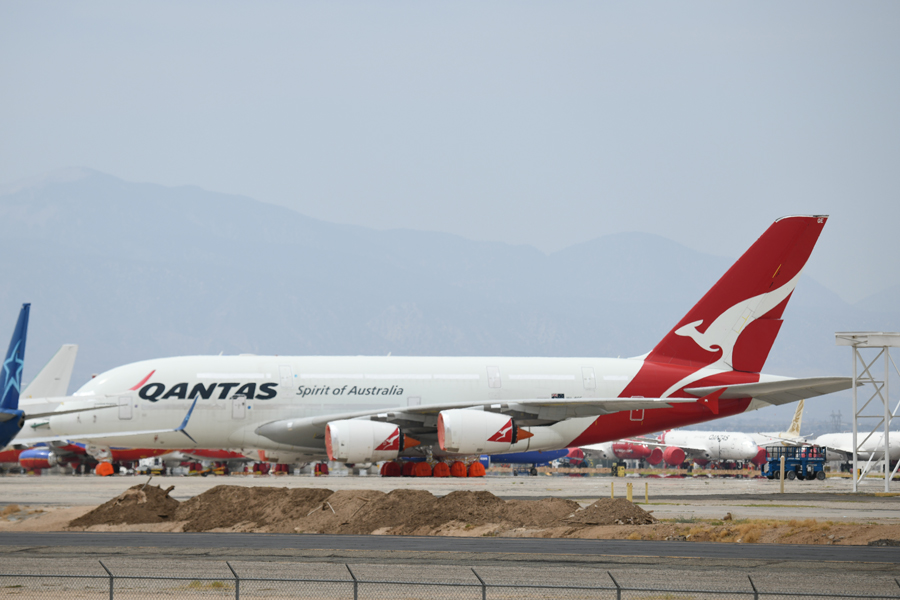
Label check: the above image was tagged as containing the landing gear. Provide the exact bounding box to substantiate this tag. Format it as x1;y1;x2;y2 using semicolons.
530;466;538;476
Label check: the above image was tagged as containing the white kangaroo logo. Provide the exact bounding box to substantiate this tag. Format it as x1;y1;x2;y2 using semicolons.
661;271;803;398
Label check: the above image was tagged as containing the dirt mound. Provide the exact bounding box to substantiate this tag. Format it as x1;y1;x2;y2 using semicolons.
334;489;437;534
69;484;179;528
399;490;506;533
175;486;333;532
564;498;656;526
298;489;387;534
67;485;653;535
504;497;582;528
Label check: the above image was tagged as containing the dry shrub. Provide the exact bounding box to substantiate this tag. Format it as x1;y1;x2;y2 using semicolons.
787;518;818;529
734;523;765;543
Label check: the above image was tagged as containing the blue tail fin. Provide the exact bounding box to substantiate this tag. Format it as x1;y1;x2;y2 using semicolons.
1;304;30;411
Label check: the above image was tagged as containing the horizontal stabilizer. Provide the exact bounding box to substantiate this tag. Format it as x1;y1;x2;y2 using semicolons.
685;376;852;406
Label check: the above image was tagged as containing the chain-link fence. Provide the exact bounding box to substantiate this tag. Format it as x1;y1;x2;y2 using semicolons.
0;562;898;600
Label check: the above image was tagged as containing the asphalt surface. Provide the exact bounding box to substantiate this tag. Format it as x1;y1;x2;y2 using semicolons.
1;531;898;563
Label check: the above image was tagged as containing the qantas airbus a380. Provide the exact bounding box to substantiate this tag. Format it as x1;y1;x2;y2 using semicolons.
42;216;851;465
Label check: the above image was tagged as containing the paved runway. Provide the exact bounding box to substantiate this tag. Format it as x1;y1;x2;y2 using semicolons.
1;531;898;563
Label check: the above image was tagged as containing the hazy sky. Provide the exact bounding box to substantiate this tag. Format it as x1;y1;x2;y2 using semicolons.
2;3;898;302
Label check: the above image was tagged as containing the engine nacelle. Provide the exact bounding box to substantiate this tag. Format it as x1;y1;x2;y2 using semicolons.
19;448;57;470
326;420;411;463
646;447;664;466
662;446;686;466
750;447;768;466
438;409;526;454
612;442;650;460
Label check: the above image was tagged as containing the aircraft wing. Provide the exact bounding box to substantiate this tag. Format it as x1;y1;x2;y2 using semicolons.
623;437;709;453
19;398;199;445
684;377;852;407
256;397;694;446
755;434;807;447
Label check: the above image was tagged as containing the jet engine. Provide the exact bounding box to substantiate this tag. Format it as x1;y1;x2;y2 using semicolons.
19;448;57;470
646;447;664;466
437;409;531;454
750;447;768;466
612;442;651;460
662;446;686;466
325;420;417;463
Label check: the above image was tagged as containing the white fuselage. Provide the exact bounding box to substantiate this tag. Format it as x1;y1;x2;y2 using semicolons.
661;429;760;461
46;354;655;457
815;432;900;462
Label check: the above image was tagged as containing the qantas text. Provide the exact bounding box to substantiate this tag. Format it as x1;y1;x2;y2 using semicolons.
139;382;277;402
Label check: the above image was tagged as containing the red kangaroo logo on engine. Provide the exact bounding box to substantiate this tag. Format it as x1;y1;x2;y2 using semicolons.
374;428;401;451
487;419;514;443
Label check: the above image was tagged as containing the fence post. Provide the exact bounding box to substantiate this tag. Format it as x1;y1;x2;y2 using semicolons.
607;571;621;600
471;568;487;600
748;575;759;600
98;560;113;600
226;561;240;600
345;564;358;600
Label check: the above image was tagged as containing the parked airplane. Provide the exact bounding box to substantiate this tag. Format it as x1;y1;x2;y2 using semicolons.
582;430;763;466
583;397;809;466
751;400;807;447
0;303;31;447
0;306;138;449
20;344;78;401
36;216;852;466
0;304;80;448
814;432;900;462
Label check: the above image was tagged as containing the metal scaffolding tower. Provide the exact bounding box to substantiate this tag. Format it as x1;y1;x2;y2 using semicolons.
835;332;900;492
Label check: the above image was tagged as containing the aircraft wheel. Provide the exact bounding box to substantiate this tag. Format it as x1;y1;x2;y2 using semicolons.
530;467;538;476
786;470;796;480
816;471;826;481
